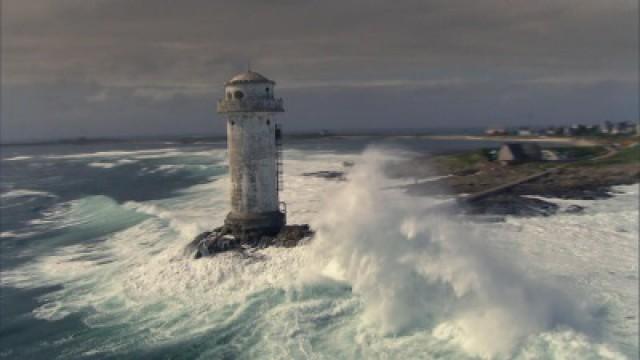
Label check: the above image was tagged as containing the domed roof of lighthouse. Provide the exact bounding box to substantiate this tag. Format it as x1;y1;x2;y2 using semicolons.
226;71;275;85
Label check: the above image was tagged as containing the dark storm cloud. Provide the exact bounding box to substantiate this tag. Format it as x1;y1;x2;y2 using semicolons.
1;0;637;141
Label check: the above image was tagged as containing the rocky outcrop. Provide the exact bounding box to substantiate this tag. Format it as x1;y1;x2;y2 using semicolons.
301;171;346;181
186;224;314;259
563;204;586;214
460;194;559;217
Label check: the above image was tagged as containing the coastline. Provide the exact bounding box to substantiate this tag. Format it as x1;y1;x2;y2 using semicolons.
419;134;600;146
379;142;640;217
1;133;601;147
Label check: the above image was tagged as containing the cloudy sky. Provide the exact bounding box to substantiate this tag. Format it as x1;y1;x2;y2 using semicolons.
1;0;638;141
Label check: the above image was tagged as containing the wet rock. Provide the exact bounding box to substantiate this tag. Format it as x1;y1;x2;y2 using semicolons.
187;224;314;259
462;194;558;217
452;168;479;176
272;224;313;247
301;171;346;181
184;230;213;257
564;204;585;214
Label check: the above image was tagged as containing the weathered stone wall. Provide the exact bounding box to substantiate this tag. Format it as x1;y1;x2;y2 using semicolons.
218;75;284;234
227;112;278;216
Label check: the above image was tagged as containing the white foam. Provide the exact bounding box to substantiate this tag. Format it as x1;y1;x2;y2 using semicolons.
306;149;619;358
88;159;138;168
1;147;635;359
3;155;33;161
1;189;57;199
45;148;180;160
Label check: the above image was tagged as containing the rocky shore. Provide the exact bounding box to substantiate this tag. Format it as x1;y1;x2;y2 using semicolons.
308;143;639;218
402;162;638;199
400;144;639;217
186;224;313;258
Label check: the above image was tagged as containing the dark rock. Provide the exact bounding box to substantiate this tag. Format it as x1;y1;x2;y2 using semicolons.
564;204;585;214
514;185;612;200
272;224;314;247
187;224;314;259
301;171;346;181
452;168;479;176
462;194;558;217
184;230;213;257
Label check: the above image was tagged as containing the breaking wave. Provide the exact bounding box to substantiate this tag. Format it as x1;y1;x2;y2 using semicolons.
88;159;139;168
308;149;614;358
2;155;33;161
0;148;634;359
1;189;57;199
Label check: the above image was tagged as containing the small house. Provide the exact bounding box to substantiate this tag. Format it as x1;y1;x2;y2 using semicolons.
485;128;508;136
517;127;533;136
497;143;542;165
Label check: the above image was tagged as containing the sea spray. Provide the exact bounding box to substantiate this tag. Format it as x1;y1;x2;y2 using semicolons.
0;146;631;359
309;148;602;358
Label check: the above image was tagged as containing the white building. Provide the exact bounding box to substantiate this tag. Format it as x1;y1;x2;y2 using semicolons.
217;71;286;236
517;127;533;136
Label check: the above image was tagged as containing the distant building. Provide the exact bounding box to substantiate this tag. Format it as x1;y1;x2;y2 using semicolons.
498;143;542;165
599;121;636;135
485;128;508;136
611;124;621;135
600;121;613;134
544;127;562;136
618;121;635;134
517;127;533;136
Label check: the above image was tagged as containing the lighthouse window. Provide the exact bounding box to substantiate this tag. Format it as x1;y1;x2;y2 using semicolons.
233;90;244;100
265;87;270;94
266;119;270;125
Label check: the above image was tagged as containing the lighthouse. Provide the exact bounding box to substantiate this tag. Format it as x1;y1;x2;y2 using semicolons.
187;70;310;258
217;71;286;237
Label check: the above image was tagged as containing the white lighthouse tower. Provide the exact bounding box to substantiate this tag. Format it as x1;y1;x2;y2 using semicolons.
217;71;285;237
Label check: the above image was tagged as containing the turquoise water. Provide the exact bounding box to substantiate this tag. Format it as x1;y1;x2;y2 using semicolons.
0;139;636;359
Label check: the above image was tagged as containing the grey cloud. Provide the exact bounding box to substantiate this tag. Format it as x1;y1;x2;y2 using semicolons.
1;0;637;141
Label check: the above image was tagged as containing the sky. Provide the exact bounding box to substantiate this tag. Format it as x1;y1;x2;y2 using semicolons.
1;0;638;142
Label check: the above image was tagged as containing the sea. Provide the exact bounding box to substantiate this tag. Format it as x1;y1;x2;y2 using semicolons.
0;137;637;359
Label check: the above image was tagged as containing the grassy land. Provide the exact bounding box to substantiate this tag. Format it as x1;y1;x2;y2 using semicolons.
590;144;640;165
433;150;490;172
399;142;638;197
438;143;636;181
434;145;611;173
548;146;607;160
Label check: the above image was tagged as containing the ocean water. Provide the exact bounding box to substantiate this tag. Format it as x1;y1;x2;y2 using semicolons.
0;138;637;359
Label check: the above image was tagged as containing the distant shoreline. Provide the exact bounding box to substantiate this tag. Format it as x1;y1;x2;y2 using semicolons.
0;133;610;147
318;134;601;147
418;135;600;146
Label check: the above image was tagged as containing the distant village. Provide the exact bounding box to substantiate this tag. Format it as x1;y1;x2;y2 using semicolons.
485;121;639;137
